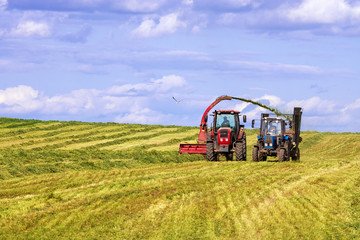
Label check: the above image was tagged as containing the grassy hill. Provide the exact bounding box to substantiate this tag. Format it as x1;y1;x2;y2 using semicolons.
0;117;359;239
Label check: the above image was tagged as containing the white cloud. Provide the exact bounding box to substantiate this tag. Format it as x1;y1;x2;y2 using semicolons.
10;21;51;37
1;83;360;131
0;85;42;113
132;13;186;38
234;94;285;121
115;107;171;124
152;75;187;91
182;0;193;6
6;0;166;13
212;0;360;36
223;0;255;8
118;0;165;12
108;75;186;95
0;0;7;10
341;98;360;111
44;89;101;114
256;94;284;106
232;95;360;131
0;85;38;105
285;97;337;115
225;60;321;73
287;0;360;24
0;75;186;124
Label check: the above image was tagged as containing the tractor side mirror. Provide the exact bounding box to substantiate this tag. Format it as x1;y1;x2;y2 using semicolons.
251;119;255;128
204;115;208;123
243;115;247;123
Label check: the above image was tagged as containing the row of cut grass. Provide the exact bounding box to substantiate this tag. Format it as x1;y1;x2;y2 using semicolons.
1;159;359;239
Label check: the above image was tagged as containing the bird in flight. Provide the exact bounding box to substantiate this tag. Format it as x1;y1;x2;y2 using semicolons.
172;96;183;104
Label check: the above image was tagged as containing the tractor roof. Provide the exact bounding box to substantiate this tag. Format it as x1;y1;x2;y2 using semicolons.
213;110;240;114
264;117;285;121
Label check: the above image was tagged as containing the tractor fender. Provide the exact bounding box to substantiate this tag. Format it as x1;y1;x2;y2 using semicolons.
237;129;245;140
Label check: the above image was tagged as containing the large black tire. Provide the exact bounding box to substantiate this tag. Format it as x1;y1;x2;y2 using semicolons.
206;142;216;162
297;149;300;161
278;148;285;162
292;148;300;161
242;134;247;160
259;152;267;162
284;141;290;161
252;147;259;162
236;141;245;161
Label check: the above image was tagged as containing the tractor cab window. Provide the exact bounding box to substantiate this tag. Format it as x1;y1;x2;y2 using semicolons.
265;120;282;136
216;114;235;130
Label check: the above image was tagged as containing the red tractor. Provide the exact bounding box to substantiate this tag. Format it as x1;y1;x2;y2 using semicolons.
179;95;247;161
206;110;247;161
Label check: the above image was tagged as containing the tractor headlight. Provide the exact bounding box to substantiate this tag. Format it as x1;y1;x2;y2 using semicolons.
265;143;268;146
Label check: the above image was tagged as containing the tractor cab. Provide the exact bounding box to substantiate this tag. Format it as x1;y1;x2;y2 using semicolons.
212;110;246;143
213;110;240;133
260;117;286;150
263;118;284;136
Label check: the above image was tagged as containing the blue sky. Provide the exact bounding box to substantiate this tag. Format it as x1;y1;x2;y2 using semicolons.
0;0;359;132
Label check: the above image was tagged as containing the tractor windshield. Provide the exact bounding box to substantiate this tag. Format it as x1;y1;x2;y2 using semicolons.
265;119;282;136
216;114;235;130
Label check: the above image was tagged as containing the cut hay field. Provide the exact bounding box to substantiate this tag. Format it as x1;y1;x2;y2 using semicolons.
0;117;359;239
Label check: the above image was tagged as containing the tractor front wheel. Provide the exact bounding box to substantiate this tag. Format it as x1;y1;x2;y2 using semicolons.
278;148;286;162
236;141;246;161
259;152;267;162
206;142;216;162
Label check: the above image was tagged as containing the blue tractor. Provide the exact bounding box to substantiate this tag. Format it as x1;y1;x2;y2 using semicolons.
251;107;302;162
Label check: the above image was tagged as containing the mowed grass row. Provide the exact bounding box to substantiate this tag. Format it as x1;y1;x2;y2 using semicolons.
0;117;360;239
1;118;360;180
0;118;197;151
0;160;359;239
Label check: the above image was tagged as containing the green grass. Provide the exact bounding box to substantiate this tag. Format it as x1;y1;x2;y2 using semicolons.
0;117;359;239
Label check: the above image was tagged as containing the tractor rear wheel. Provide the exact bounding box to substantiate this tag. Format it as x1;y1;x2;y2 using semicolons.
242;135;247;160
252;147;259;162
278;148;285;162
236;141;246;161
206;142;216;162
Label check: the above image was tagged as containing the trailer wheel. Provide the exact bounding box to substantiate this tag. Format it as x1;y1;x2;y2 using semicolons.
284;141;290;161
278;148;285;162
206;142;216;162
252;147;259;162
236;141;245;161
292;148;300;161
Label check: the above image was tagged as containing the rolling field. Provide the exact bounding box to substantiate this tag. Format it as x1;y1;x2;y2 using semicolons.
0;117;359;239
